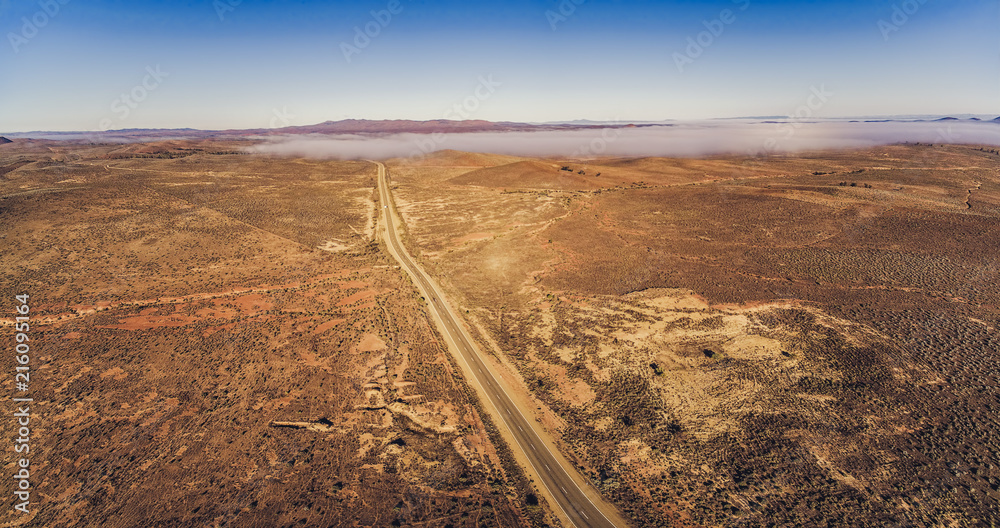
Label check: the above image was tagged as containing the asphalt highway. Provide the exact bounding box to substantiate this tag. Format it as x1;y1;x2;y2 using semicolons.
373;161;622;528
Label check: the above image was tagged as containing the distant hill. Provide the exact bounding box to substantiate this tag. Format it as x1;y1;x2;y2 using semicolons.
272;119;533;135
266;119;644;136
0;136;12;144
4;115;998;143
2;119;642;142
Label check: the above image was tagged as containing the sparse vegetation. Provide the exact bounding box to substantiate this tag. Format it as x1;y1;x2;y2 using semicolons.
0;141;539;528
386;143;1000;526
5;140;999;526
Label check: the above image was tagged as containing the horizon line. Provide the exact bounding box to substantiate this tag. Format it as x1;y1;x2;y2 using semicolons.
4;113;1000;136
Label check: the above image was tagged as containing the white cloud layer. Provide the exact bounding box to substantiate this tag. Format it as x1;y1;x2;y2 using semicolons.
249;121;1000;160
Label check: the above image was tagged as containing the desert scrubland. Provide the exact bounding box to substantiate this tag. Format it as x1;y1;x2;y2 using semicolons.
3;138;999;526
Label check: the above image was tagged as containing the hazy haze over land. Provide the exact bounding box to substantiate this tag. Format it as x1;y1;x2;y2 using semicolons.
250;120;1000;159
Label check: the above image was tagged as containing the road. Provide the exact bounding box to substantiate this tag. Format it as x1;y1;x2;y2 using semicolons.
373;161;624;528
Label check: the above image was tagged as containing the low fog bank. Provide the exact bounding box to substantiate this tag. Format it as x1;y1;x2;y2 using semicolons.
250;121;1000;160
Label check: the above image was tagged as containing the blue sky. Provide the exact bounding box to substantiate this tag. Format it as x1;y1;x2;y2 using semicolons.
1;0;997;131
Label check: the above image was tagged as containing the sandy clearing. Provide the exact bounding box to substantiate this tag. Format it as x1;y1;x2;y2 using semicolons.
99;367;128;380
357;333;387;352
337;289;377;307
312;318;347;335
